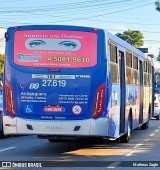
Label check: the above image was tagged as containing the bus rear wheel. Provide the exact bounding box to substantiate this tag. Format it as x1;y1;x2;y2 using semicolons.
119;116;132;143
156;113;160;120
119;125;131;143
141;121;149;130
48;139;55;142
48;139;64;142
0;129;5;138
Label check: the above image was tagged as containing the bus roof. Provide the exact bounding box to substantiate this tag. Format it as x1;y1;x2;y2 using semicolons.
7;25;101;33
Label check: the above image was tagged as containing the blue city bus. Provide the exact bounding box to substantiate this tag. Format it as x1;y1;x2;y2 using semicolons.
3;25;154;142
153;68;160;119
0;90;4;138
155;68;160;94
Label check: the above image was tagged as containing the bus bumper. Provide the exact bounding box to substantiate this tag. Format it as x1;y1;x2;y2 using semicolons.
4;117;109;137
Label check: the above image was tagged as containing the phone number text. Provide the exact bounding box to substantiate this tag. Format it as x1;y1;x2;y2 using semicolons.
48;56;90;63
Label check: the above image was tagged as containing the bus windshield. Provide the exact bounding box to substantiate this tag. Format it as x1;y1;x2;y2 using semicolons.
14;30;97;68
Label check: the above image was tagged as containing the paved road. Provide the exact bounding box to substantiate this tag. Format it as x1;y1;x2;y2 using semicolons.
0;119;160;169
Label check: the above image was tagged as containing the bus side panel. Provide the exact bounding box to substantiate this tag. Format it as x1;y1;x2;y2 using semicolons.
108;85;120;138
126;85;140;129
143;86;150;122
125;85;131;133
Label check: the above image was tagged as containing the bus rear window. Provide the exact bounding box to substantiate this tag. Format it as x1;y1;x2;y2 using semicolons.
14;30;97;68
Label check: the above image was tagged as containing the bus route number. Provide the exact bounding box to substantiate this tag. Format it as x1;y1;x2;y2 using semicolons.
42;80;66;87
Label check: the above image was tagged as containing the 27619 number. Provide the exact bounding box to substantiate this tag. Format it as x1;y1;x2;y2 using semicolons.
42;80;66;87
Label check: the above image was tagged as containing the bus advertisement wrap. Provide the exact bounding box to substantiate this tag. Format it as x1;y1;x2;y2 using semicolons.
14;30;97;68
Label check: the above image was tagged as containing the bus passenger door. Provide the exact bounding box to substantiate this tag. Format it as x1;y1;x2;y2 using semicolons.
139;60;143;123
119;50;126;133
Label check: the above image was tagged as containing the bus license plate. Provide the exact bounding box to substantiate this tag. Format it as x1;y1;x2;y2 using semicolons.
44;106;63;112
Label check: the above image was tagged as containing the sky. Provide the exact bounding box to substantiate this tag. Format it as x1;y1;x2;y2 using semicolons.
0;0;160;60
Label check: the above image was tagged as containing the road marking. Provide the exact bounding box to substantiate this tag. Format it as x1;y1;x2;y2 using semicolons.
0;147;16;153
107;161;121;168
133;143;143;149
154;129;159;133
125;151;134;156
144;139;150;141
149;133;155;137
125;144;143;157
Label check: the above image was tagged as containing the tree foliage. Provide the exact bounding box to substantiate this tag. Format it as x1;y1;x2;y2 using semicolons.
157;52;160;61
115;29;144;48
155;0;160;12
0;54;4;74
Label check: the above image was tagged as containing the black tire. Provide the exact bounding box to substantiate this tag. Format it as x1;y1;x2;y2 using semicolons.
119;114;132;143
156;114;160;120
48;139;55;142
141;121;149;130
148;105;152;120
48;139;62;142
0;128;5;139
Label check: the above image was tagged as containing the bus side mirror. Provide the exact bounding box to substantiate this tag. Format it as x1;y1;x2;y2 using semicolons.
5;32;9;41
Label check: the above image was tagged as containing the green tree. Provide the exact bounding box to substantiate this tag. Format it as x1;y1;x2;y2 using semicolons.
157;52;160;61
115;29;144;48
0;54;4;74
155;0;160;11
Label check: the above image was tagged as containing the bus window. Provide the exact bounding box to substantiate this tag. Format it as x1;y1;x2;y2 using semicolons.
143;60;148;86
126;51;132;84
109;43;119;84
133;55;138;85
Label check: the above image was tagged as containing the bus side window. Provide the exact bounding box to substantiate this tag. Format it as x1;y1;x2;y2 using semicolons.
127;74;131;84
143;60;148;86
126;51;133;84
133;55;138;85
109;43;119;84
